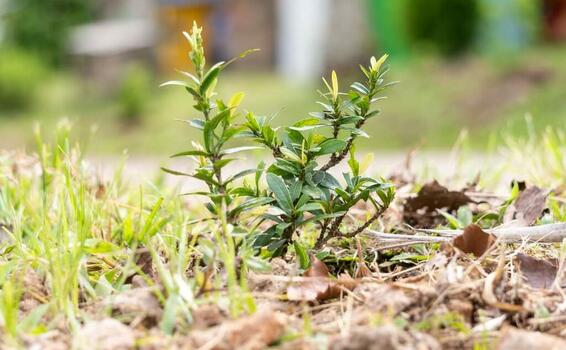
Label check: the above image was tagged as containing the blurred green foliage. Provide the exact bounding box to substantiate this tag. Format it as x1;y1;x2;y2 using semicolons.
0;49;48;111
406;0;480;56
118;64;153;124
3;0;92;66
477;0;541;52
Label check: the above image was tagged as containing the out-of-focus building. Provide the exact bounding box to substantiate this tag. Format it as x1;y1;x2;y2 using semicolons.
276;0;329;80
66;0;566;88
69;0;157;89
68;0;375;85
157;0;216;73
219;0;276;69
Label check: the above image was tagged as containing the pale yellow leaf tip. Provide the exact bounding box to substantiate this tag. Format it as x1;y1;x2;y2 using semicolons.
371;54;388;72
331;70;338;101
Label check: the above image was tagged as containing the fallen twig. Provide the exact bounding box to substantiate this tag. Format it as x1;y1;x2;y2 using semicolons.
417;223;566;243
363;230;449;242
363;223;566;246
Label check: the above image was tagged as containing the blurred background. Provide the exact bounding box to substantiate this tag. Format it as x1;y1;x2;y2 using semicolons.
0;0;565;155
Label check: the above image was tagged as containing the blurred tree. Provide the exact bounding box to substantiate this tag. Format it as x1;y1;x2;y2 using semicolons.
406;0;480;56
118;64;152;125
0;49;47;111
478;0;541;53
367;0;411;59
3;0;93;66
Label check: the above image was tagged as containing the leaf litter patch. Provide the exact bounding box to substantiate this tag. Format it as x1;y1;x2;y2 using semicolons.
4;150;566;350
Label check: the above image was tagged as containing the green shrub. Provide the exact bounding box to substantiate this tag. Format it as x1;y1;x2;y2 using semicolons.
162;23;395;261
3;0;93;66
0;49;48;111
406;0;480;56
118;64;152;123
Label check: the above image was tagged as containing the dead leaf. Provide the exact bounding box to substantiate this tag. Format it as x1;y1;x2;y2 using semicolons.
504;186;549;226
75;318;135;350
287;255;358;301
497;327;566;350
452;224;495;257
515;253;558;289
186;309;286;350
404;180;473;227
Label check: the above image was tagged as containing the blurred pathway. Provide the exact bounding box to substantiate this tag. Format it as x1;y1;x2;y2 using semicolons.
88;151;506;192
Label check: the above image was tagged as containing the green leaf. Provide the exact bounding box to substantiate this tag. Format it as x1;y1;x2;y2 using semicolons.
437;209;462;229
178;70;200;84
229;197;274;218
296;212;345;227
203;109;231;151
179;191;222;199
351;82;368;94
219;146;262;156
246;256;272;272
289;118;326;131
292;117;320;127
160;295;179;335
160;80;191;88
339;115;364;125
370;54;388;72
311;171;340;189
289;180;303;201
294;241;310;269
139;197;164;241
228;92;245;108
457;206;473;227
229;187;255;197
224;48;261;67
296;202;323;212
226;168;258;183
351;128;369;138
189;119;205;130
266;173;293;214
161;167;191;176
213;158;236;169
316;139;346;155
17;304;49;333
331;70;339;100
279;147;302;162
170;150;209;158
200;62;223;95
83;239;119;254
289;124;325;132
272;159;301;176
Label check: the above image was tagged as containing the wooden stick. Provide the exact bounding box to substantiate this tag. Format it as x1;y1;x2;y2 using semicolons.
364;230;449;242
402;223;566;243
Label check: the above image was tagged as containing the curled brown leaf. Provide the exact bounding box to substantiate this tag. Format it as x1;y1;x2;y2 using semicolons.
404;180;474;227
515;253;558;289
504;186;549;226
287;256;358;301
452;224;495;257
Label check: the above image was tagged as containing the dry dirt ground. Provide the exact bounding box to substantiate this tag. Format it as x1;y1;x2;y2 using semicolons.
3;150;565;350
